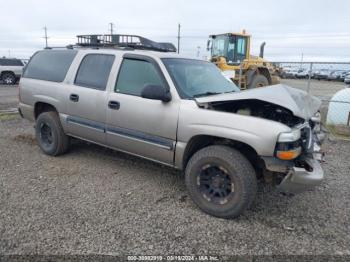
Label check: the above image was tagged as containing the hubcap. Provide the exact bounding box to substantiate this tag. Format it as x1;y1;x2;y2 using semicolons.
197;164;234;205
4;77;13;84
40;123;53;146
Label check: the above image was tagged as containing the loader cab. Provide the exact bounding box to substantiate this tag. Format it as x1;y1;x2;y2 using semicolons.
208;33;250;65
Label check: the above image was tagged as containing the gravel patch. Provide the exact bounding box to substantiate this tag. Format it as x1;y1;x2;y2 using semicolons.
0;118;349;257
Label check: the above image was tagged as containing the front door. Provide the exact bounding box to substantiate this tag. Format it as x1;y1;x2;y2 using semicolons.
106;55;179;165
66;53;115;144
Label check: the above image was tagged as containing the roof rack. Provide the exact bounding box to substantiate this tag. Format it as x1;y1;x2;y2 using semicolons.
76;34;177;53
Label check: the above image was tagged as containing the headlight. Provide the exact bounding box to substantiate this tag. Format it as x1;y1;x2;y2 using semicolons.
278;129;301;142
276;129;302;160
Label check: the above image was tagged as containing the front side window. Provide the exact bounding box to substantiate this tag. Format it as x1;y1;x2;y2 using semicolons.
162;58;239;99
115;58;164;96
75;54;115;90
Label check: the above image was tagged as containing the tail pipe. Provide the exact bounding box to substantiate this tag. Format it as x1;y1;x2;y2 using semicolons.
259;42;266;58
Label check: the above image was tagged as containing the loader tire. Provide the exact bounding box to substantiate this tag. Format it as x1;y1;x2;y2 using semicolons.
248;74;269;89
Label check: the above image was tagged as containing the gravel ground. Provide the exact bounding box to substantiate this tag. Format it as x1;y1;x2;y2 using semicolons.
0;117;349;256
0;85;18;110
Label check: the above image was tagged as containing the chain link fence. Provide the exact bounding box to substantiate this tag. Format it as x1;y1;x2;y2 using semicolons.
273;62;350;139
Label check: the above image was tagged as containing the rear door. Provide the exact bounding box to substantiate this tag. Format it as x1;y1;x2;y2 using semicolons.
106;54;180;165
65;53;115;144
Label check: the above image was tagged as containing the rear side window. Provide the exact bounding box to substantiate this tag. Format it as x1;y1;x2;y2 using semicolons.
75;54;115;90
23;50;77;82
0;59;24;66
115;58;164;96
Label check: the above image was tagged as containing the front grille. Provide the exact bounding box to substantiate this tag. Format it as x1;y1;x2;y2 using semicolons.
301;125;313;152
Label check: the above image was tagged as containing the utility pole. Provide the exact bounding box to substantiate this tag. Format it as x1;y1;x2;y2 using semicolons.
43;26;49;48
177;23;181;54
300;52;304;69
109;23;115;35
196;46;201;58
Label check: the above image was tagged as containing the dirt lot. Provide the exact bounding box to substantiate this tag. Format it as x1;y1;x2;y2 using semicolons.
0;83;350;256
280;78;348;101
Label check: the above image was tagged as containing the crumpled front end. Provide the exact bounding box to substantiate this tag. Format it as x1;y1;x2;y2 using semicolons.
264;112;326;194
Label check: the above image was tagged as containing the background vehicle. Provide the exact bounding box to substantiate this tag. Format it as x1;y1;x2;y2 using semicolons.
0;58;24;85
207;31;280;89
280;68;298;79
344;73;350;84
295;69;309;79
327;70;342;81
313;69;331;80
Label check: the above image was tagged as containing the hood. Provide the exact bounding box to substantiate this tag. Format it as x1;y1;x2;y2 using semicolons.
195;84;321;119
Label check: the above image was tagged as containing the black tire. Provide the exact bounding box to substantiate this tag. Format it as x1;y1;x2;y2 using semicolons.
185;145;257;218
2;72;16;85
248;74;269;89
35;111;70;156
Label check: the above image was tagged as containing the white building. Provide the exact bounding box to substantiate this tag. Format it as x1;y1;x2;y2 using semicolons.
326;88;350;125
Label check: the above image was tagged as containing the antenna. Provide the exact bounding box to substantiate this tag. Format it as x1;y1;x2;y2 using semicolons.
177;23;181;54
43;26;49;48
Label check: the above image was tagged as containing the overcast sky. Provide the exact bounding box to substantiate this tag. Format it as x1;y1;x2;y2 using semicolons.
1;0;350;61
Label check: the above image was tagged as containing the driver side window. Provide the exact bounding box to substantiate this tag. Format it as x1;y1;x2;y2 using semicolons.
115;58;164;96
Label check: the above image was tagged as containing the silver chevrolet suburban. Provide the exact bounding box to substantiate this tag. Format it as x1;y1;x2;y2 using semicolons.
18;43;325;218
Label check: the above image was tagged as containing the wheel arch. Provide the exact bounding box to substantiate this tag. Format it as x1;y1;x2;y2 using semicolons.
34;101;58;119
0;70;16;77
181;134;260;171
257;67;272;84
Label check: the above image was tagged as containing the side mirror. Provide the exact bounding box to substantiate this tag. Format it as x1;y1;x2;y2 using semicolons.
141;84;171;102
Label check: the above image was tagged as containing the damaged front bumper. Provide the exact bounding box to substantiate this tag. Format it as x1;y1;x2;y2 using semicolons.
276;158;324;194
262;156;324;194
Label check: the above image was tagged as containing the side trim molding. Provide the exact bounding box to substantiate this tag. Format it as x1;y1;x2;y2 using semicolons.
66;116;105;132
106;126;174;150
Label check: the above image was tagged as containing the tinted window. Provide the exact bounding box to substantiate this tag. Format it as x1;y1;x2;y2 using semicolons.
115;59;164;96
23;50;77;82
75;54;115;90
0;59;23;66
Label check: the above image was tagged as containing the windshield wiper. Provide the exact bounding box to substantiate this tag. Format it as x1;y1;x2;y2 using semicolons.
193;92;221;98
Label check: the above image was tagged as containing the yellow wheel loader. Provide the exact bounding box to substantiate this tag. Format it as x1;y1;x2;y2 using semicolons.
207;31;280;89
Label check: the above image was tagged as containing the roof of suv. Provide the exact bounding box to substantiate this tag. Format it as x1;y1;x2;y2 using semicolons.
57;48;196;60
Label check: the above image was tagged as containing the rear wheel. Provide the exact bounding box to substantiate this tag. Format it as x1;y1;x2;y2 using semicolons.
185;145;257;218
248;74;269;89
35;111;70;156
2;72;16;85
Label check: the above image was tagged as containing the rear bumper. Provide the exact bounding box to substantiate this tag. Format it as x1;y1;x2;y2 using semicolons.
276;158;324;194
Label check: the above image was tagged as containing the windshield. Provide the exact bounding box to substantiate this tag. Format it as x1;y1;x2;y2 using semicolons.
162;58;239;99
211;35;227;57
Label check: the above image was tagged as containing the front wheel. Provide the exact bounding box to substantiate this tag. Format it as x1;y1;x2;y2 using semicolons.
2;72;16;85
185;145;257;218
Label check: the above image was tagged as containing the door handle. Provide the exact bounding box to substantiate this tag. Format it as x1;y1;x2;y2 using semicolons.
108;100;120;110
70;94;79;102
